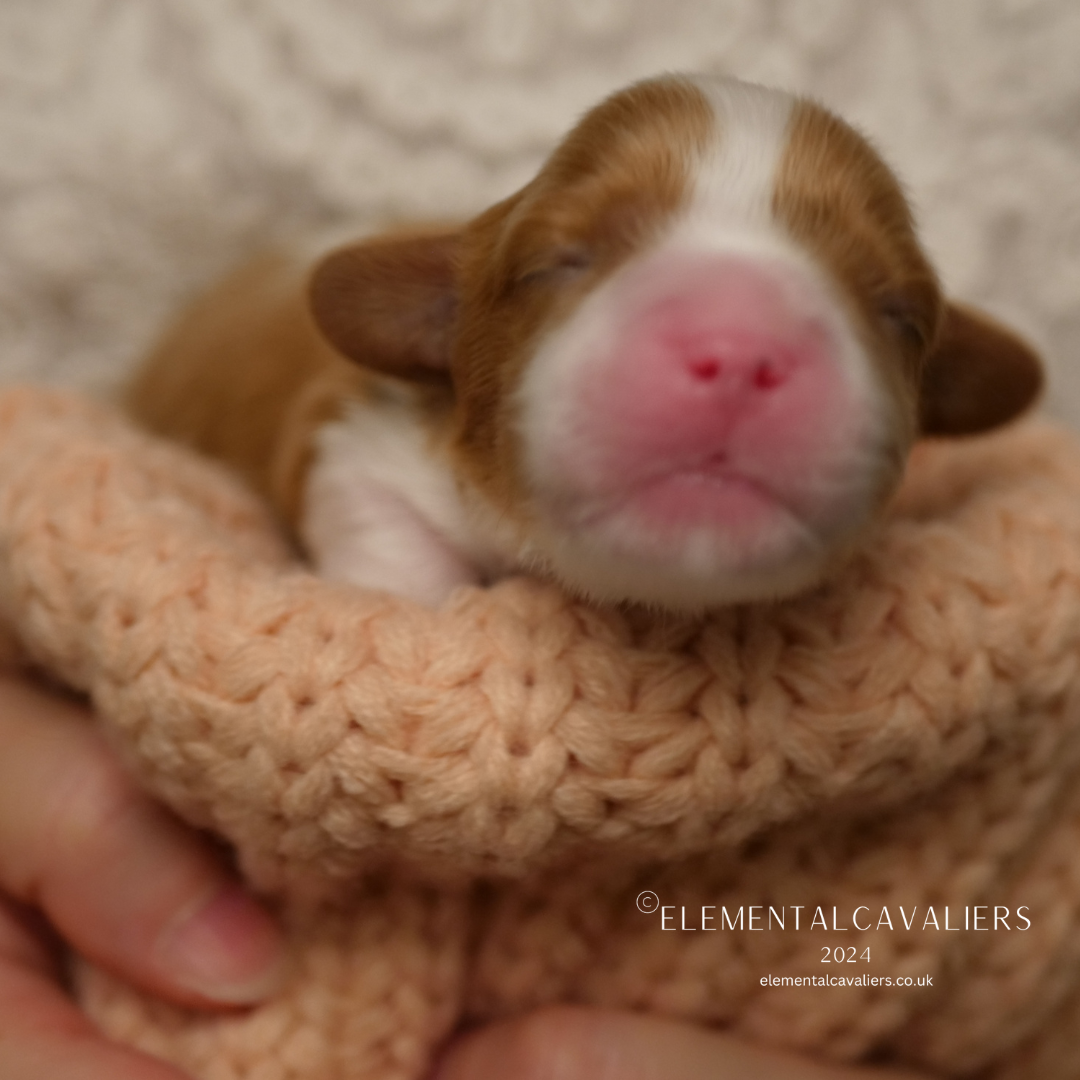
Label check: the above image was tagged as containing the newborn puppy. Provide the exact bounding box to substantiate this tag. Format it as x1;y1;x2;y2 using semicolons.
128;74;1043;610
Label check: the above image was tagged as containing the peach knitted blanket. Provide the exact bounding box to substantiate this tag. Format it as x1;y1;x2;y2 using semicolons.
3;385;1080;1079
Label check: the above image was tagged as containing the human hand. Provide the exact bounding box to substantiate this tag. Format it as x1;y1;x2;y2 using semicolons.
0;671;285;1080
432;1006;930;1080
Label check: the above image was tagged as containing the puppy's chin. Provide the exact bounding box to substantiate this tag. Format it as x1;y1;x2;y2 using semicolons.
518;490;868;612
518;445;893;610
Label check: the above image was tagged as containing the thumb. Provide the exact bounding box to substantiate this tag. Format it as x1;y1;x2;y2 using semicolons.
0;673;285;1008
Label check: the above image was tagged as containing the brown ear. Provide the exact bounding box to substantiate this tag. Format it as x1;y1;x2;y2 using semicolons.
919;303;1044;436
308;230;460;383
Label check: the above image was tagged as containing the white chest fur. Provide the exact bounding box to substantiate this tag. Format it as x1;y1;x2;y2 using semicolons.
301;395;513;606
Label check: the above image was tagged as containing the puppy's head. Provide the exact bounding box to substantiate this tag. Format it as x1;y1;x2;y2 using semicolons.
311;75;1043;610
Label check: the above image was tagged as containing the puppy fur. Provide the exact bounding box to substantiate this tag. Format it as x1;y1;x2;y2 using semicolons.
127;75;1043;610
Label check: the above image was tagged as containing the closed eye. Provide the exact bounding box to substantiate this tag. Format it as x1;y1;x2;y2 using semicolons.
515;245;593;287
877;296;932;351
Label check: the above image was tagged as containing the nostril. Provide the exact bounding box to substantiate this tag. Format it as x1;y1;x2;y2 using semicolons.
752;357;785;391
688;356;721;381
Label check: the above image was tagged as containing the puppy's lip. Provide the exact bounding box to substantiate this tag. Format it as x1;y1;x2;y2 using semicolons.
544;453;805;537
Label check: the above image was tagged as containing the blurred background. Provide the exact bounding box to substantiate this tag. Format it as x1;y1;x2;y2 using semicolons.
1;0;1078;422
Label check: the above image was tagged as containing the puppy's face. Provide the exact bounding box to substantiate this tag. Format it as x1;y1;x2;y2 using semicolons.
311;75;1042;610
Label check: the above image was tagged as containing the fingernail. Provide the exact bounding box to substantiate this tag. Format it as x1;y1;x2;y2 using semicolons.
155;883;286;1004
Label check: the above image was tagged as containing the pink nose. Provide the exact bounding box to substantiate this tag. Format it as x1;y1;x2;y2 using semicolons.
684;350;788;392
578;254;844;481
623;316;817;450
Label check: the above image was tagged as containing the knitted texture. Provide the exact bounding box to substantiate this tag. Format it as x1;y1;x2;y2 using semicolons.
4;385;1080;1077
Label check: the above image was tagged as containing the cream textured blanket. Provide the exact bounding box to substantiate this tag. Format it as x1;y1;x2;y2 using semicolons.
3;385;1080;1079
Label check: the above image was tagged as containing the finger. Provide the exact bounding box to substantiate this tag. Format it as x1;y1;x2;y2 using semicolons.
0;898;192;1080
0;674;284;1008
432;1006;930;1080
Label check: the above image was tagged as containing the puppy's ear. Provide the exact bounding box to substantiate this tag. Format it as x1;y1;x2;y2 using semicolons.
919;303;1044;436
308;230;460;383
